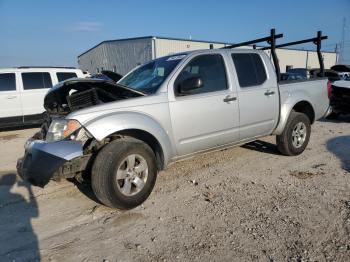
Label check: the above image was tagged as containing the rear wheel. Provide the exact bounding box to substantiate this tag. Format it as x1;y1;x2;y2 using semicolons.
91;138;157;209
276;112;311;156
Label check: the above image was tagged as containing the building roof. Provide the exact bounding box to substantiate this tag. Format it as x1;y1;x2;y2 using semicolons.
78;35;336;58
77;36;233;57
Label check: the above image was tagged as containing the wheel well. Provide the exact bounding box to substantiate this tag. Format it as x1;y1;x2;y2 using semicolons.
107;129;165;171
292;101;315;124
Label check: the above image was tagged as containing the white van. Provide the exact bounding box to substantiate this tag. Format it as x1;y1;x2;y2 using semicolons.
0;67;87;128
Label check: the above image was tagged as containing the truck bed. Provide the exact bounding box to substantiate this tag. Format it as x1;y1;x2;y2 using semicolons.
279;77;329;121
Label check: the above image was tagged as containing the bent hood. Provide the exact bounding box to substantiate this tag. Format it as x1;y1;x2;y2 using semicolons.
331;64;350;73
333;80;350;89
44;78;145;115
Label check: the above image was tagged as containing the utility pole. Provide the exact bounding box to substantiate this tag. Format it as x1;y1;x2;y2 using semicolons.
305;51;309;68
335;43;338;63
339;17;346;64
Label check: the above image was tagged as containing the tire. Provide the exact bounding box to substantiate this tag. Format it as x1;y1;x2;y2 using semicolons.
276;112;311;156
326;111;340;120
91;137;158;209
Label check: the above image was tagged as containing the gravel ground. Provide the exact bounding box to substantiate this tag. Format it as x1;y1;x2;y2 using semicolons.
0;117;349;262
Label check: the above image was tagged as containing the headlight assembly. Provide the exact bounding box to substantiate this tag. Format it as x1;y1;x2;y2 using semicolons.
46;119;81;142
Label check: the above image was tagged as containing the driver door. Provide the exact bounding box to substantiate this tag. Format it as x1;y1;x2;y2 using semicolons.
168;54;240;156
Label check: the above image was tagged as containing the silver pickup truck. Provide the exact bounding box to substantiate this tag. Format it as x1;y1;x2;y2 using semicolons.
17;32;330;209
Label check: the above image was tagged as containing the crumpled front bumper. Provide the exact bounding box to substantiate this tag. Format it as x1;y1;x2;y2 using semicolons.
17;140;84;187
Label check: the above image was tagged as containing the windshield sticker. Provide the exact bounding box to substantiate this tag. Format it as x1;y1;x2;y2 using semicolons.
166;55;187;61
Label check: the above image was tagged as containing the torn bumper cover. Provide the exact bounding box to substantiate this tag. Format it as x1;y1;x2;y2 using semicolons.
17;140;85;187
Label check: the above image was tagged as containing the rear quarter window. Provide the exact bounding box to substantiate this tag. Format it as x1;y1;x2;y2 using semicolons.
0;73;16;91
231;53;267;88
56;72;77;82
22;72;52;90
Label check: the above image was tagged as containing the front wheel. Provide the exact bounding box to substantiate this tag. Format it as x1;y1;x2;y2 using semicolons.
276;112;311;156
91;138;158;209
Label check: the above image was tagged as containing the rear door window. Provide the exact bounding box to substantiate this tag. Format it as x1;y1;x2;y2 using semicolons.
22;72;52;90
231;53;267;88
56;72;77;82
0;73;16;91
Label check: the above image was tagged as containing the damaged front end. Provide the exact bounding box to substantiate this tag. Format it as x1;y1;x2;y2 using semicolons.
17;140;86;187
17;120;96;187
17;78;144;187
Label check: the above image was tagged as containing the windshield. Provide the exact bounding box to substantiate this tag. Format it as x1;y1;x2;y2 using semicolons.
118;54;186;94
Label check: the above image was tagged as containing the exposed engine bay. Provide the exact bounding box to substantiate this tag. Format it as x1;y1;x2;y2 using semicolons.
44;78;145;116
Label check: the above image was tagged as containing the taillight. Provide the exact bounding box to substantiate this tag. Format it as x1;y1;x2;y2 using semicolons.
327;80;332;98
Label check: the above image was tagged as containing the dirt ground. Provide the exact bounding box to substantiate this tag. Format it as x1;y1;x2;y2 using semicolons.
0;117;349;262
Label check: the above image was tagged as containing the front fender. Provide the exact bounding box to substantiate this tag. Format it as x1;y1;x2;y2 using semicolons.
83;111;175;166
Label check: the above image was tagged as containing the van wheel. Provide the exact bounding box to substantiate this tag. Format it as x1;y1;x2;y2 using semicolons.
91;138;157;209
276;112;311;156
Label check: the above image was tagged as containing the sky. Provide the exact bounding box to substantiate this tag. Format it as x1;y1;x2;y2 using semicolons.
0;0;349;67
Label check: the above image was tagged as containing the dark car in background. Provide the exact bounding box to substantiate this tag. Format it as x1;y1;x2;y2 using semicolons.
327;64;350;119
286;68;310;79
310;68;341;82
331;64;350;81
281;72;305;81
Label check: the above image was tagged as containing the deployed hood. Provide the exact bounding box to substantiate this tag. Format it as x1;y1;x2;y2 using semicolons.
310;69;341;82
90;70;123;82
333;80;350;89
331;64;350;73
44;78;145;115
100;70;123;82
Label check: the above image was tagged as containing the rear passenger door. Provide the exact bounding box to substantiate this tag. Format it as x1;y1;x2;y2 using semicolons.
231;53;279;140
0;72;23;126
20;72;52;123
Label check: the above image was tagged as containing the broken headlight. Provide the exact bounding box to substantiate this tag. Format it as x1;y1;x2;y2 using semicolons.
46;119;82;142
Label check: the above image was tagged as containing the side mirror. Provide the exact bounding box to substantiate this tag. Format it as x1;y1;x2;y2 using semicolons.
178;76;203;94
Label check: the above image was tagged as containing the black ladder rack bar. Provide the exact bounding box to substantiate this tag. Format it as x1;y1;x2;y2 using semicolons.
316;31;327;77
269;29;280;82
261;31;328;76
222;28;283;82
261;35;328;50
221;29;328;80
222;32;283;49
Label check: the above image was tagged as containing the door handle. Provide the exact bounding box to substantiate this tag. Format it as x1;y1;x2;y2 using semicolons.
6;95;17;99
264;90;275;96
223;95;237;103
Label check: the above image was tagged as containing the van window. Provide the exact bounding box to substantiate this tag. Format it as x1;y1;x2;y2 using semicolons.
56;72;77;82
231;53;267;88
22;72;52;90
0;73;16;91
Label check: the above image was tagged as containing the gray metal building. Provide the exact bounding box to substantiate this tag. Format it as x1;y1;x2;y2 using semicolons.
77;36;337;76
